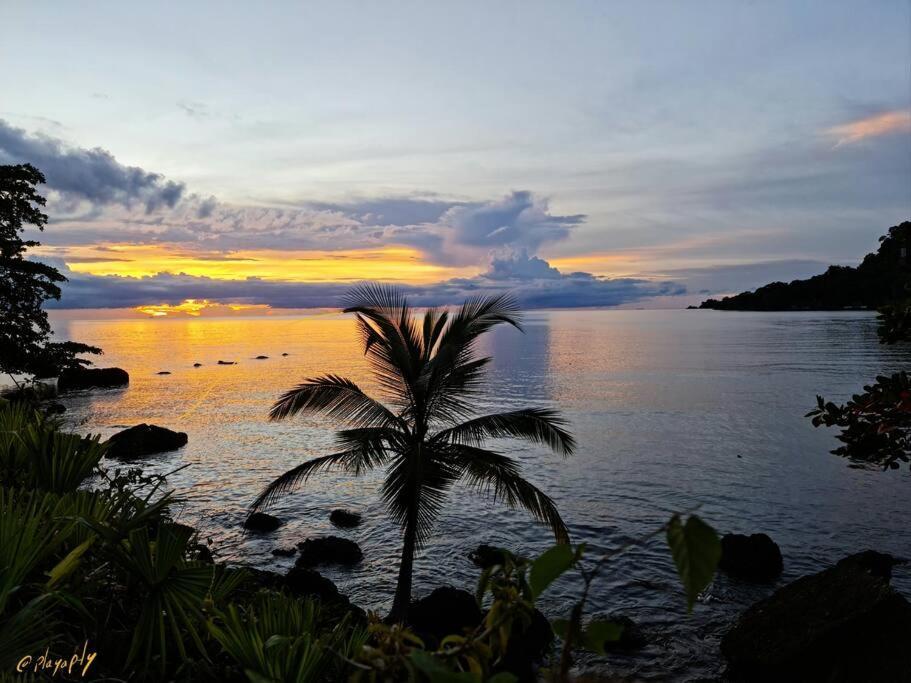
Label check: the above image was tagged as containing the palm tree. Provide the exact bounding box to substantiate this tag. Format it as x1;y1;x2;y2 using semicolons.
251;284;575;621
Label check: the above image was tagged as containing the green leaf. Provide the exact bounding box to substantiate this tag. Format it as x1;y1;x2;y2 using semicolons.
409;650;479;682
666;514;721;612
46;536;95;589
528;544;575;598
581;619;625;655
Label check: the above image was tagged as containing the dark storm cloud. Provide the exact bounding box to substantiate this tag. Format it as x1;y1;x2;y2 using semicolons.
0;119;185;212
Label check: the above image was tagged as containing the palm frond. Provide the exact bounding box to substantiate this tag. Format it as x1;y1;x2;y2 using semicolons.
433;408;576;455
250;449;380;512
381;451;462;548
449;445;570;543
269;374;400;428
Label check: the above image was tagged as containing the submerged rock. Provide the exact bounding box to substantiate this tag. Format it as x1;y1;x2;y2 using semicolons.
243;512;283;533
296;536;363;566
105;423;188;459
271;546;297;557
254;355;269;360
281;352;289;356
217;360;236;365
468;543;513;568
58;367;129;392
193;362;203;367
43;401;66;415
156;371;171;375
407;587;482;646
721;550;911;682
329;509;362;528
719;532;783;583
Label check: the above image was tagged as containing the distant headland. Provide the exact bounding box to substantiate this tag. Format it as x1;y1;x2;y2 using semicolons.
698;221;911;311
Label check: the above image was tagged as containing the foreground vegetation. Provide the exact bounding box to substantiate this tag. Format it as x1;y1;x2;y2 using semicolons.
0;403;718;682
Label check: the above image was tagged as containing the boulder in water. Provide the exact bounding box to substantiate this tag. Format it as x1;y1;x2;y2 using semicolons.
329;509;362;528
407;587;482;646
105;423;188;459
254;355;269;360
156;371;171;375
468;543;513;568
217;360;236;365
43;401;66;415
271;546;297;557
243;512;283;533
58;367;129;392
193;362;203;367
721;550;911;682
719;532;783;583
296;536;363;566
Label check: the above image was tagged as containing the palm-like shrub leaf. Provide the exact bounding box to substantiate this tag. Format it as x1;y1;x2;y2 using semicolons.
0;404;105;493
208;592;364;683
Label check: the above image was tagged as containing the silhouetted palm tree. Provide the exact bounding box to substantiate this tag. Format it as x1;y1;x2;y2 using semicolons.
251;285;575;620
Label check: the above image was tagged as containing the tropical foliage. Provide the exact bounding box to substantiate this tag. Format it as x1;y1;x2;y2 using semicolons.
808;299;911;471
253;285;576;619
700;220;911;311
0;163;100;383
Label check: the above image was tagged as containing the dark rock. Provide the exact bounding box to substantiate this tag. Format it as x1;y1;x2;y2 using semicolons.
836;549;905;580
43;401;66;415
597;614;647;652
271;547;297;557
296;536;363;566
719;533;783;583
281;352;289;356
329;509;362;528
58;367;129;392
156;371;171;375
499;608;554;681
721;551;911;682
241;567;365;621
217;360;236;365
468;543;512;568
193;363;203;367
254;355;269;360
407;587;482;646
105;423;188;459
243;512;283;533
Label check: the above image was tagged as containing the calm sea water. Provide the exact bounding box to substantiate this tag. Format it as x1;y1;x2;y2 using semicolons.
48;310;910;681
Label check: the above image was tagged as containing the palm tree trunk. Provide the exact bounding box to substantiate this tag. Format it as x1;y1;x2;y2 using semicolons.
389;515;418;622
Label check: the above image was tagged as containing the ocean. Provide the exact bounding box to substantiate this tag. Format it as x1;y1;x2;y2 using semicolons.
47;309;911;680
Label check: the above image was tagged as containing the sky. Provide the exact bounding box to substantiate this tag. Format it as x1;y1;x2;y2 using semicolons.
1;1;910;315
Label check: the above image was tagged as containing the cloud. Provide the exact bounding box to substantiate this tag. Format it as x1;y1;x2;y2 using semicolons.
0;119;185;212
427;191;585;265
44;252;682;311
825;110;911;146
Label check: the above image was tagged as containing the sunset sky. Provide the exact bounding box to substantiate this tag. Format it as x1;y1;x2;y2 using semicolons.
2;1;910;315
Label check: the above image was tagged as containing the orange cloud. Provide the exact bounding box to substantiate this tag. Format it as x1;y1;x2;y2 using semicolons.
825;110;911;146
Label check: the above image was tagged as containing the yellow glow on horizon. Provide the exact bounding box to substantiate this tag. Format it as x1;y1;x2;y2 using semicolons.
134;299;273;317
52;244;478;284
